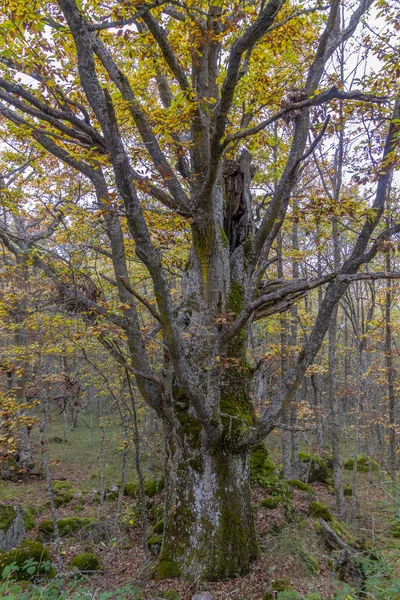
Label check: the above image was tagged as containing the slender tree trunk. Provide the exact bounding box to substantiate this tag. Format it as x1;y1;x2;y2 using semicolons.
329;218;345;516
290;200;299;473
98;401;106;508
63;410;68;443
385;247;397;490
13;259;34;472
36;318;63;574
329;64;346;512
350;287;362;521
117;445;128;520
125;370;147;557
311;373;323;447
277;231;291;479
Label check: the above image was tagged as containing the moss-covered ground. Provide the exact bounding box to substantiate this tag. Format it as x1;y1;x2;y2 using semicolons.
0;413;399;599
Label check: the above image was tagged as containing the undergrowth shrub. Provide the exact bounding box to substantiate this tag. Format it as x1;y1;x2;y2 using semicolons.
0;577;142;599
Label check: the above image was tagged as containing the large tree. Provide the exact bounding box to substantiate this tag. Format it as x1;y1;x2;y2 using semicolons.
0;0;399;580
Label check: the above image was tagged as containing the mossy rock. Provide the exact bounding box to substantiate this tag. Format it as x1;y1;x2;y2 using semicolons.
50;436;63;444
344;453;378;473
69;552;100;573
55;493;75;508
320;451;334;469
144;477;164;498
147;535;163;555
298;452;330;483
298;451;312;462
23;508;36;531
52;482;76;508
263;578;292;598
0;540;54;581
309;501;333;521
105;485;119;501
124;477;164;499
144;480;158;497
155;558;180;579
250;443;276;487
162;590;180;600
287;479;315;494
38;517;96;540
153;519;164;534
343;458;358;471
57;517;96;538
343;484;353;496
53;481;72;491
260;496;281;509
123;481;138;498
272;578;291;592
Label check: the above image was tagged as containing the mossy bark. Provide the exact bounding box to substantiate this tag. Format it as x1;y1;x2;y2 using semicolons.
158;416;258;580
158;163;259;581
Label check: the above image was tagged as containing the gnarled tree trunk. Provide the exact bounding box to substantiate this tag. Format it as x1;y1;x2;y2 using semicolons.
159;418;258;579
0;0;397;583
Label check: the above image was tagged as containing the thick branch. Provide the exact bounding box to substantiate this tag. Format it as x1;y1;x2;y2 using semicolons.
212;0;284;145
140;11;190;92
0;77;105;149
222;89;385;148
92;39;190;212
57;0;212;430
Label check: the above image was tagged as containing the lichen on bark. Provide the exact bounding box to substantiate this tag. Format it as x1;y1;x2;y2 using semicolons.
157;413;259;581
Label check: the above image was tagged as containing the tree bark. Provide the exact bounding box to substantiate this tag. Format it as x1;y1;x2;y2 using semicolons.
385;245;397;489
159;418;258;580
328;220;345;516
278;234;292;479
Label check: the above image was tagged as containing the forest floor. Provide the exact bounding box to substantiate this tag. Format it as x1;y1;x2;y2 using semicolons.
1;413;399;600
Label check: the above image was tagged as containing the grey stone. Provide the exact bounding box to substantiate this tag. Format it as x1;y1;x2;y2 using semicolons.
191;593;214;600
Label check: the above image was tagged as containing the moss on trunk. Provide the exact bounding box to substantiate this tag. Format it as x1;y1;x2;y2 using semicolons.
158;278;259;580
157;418;258;580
